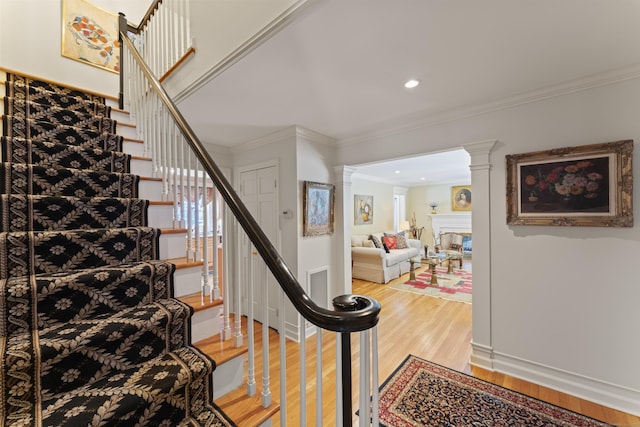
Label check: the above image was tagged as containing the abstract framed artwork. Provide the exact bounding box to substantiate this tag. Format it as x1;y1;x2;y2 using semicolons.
354;194;373;225
303;181;335;236
506;139;633;227
61;0;121;73
452;185;472;211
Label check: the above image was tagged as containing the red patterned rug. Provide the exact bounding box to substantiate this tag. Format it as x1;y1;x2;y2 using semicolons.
377;355;613;427
391;266;472;304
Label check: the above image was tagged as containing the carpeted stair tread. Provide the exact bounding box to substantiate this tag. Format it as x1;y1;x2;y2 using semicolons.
0;227;160;278
39;347;232;427
33;298;192;397
29;260;175;330
0;71;235;426
0;162;138;198
3;115;124;150
3;97;116;132
1;194;148;231
2;136;131;172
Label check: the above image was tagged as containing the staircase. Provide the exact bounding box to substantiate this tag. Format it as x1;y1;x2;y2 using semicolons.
0;70;236;426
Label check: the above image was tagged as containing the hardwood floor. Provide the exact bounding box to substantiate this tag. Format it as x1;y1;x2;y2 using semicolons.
223;262;640;426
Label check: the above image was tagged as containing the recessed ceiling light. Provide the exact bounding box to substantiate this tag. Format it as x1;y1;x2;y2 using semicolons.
404;79;420;89
395;170;400;174
420;177;425;181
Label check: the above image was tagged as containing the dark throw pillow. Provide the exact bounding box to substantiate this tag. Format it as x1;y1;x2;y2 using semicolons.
382;242;390;253
369;234;382;248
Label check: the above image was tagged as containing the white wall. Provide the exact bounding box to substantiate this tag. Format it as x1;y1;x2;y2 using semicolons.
162;0;303;98
350;177;395;236
338;77;640;414
296;128;338;334
1;0;120;94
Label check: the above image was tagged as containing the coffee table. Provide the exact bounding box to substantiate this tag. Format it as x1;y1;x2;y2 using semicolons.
409;253;449;284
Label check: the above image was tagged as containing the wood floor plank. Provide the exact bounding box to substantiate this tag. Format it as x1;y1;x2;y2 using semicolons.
223;263;640;426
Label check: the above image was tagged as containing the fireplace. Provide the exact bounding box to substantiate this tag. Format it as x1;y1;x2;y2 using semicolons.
430;213;472;255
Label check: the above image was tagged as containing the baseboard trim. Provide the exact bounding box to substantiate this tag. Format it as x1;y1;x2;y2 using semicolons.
469;341;494;370
492;351;640;417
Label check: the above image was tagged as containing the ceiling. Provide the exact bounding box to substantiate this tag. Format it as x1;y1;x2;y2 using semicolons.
175;0;640;186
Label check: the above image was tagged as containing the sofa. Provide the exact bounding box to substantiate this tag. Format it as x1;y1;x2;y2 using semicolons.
351;232;422;284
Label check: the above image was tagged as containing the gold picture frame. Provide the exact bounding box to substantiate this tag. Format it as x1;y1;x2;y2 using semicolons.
452;186;472;211
506;139;633;227
303;181;335;236
61;0;120;73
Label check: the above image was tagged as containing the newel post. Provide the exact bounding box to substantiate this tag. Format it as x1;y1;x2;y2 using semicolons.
333;295;364;427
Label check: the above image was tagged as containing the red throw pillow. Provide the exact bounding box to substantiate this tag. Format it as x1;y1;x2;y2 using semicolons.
382;236;397;250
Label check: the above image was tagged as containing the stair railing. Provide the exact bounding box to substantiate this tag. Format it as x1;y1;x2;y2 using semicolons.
118;0;194;109
119;9;381;426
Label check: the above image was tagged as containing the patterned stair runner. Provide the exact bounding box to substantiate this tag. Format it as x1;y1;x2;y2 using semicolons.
0;72;234;426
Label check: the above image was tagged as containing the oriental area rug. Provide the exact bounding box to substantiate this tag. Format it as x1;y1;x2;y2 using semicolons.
375;355;613;427
391;266;472;304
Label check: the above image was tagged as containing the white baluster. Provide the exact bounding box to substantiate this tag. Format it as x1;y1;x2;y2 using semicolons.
279;288;286;425
202;166;211;301
247;244;256;396
371;326;379;426
211;189;220;300
233;218;243;347
261;262;271;407
222;204;232;340
359;331;370;427
300;316;306;427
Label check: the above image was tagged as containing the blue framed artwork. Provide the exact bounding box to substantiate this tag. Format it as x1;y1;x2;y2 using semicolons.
303;181;335;236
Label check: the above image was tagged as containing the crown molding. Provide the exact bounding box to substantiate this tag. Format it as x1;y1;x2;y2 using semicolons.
339;64;640;146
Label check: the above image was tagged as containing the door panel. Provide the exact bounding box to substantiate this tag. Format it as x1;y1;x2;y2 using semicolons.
239;166;279;329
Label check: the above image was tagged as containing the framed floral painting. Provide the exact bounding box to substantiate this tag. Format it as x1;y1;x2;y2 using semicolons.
506;139;633;227
303;181;335;236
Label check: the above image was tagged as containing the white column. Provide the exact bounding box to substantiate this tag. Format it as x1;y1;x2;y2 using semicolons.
462;139;497;370
333;166;357;296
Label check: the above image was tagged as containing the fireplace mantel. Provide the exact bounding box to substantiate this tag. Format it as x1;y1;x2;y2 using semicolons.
430;213;472;236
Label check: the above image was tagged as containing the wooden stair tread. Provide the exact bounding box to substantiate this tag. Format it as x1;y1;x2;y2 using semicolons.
131;155;151;161
161;227;187;234
149;200;173;206
140;175;163;182
215;388;279;427
166;257;203;269
195;334;247;365
179;291;223;312
124;136;144;143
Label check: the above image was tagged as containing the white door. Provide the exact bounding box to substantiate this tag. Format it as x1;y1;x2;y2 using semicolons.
239;165;279;329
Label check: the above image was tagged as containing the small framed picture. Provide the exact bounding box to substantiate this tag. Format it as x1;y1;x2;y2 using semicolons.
303;181;335;236
452;186;472;211
354;194;373;225
506;139;633;227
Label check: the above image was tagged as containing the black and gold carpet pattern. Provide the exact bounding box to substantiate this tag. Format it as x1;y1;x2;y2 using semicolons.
1;72;234;426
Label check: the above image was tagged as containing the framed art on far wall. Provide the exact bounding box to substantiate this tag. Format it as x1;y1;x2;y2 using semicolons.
452;186;472;211
61;0;121;73
354;194;373;225
303;181;335;236
506;139;633;227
